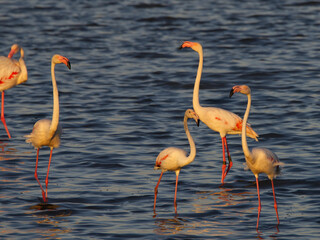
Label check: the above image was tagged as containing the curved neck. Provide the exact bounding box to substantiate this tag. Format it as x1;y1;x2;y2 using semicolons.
181;116;196;167
242;94;252;160
18;48;28;84
193;47;203;113
49;61;59;136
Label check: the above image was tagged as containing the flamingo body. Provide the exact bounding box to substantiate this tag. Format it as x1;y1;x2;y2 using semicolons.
25;54;70;202
0;58;27;91
154;109;199;214
249;148;280;179
0;44;27;138
230;84;283;229
180;41;258;184
25;119;62;149
196;106;257;139
155;147;188;172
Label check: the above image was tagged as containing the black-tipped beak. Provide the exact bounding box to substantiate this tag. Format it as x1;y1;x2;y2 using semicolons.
179;42;185;50
196;119;200;127
67;61;71;70
229;89;234;98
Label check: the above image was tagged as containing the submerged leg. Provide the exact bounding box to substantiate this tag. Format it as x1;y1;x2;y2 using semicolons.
223;137;233;178
221;137;227;184
256;176;262;230
154;171;164;212
34;148;46;202
271;179;280;225
1;92;11;139
174;170;180;214
45;148;53;200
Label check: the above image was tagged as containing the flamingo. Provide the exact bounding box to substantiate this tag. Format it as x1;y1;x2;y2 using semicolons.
154;109;199;214
0;44;28;138
180;41;258;184
25;54;71;202
229;85;283;229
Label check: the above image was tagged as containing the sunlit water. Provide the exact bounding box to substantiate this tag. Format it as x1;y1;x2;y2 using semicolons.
0;0;319;239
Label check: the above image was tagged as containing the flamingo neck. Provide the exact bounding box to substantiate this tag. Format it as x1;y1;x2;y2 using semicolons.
49;61;59;136
17;48;28;84
242;93;253;161
181;115;196;168
193;47;203;113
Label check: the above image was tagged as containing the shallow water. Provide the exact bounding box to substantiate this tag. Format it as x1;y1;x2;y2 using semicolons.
0;0;319;239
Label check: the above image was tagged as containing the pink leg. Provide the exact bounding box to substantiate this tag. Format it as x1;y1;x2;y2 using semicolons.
271;179;280;225
174;172;180;214
1;92;11;139
223;137;233;178
34;148;46;202
154;171;164;212
221;137;227;184
256;176;261;229
45;148;53;200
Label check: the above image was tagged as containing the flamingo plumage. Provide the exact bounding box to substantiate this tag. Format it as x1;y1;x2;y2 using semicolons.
0;44;28;138
180;41;258;184
230;85;283;229
154;109;199;214
25;54;71;202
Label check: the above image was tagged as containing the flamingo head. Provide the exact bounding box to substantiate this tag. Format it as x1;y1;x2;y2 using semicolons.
185;109;200;127
52;54;71;69
179;41;202;53
8;44;20;58
229;85;251;98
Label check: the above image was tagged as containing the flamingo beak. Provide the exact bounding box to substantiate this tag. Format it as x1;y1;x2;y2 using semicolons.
179;41;189;49
66;61;71;70
229;88;235;98
194;113;200;127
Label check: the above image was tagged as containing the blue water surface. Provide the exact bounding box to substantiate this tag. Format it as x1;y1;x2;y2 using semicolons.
0;0;319;239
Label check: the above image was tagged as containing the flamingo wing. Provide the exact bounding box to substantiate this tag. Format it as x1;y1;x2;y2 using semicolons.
0;57;21;91
200;107;259;140
201;107;241;133
155;147;187;171
251;147;282;178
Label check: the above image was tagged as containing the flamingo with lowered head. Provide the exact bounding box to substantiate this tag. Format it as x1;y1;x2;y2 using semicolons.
230;85;283;229
180;41;258;184
154;109;199;214
25;54;71;202
0;44;28;138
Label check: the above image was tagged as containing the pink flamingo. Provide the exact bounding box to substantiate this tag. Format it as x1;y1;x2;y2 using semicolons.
180;41;258;184
25;55;71;202
230;85;283;229
0;44;28;138
154;109;199;214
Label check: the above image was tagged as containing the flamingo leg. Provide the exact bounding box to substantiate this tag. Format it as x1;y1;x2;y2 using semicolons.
223;137;233;179
34;148;46;202
154;171;164;212
174;170;180;214
271;179;280;225
45;148;53;201
256;176;261;229
1;91;11;139
221;137;227;184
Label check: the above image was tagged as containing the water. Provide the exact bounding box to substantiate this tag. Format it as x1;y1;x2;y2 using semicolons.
0;0;319;239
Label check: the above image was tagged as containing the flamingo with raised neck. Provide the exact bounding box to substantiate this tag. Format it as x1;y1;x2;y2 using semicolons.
25;54;71;202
